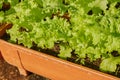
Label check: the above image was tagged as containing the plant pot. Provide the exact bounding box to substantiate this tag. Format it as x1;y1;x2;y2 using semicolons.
0;39;119;80
0;23;119;80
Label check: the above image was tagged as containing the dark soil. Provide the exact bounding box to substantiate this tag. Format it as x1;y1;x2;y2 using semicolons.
0;59;50;80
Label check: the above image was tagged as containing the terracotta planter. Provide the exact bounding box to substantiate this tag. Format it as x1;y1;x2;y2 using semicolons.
0;39;119;80
0;24;120;80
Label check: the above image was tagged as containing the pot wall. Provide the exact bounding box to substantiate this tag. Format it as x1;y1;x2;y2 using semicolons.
0;39;119;80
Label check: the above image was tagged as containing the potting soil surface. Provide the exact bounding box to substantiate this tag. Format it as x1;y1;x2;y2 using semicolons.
0;59;50;80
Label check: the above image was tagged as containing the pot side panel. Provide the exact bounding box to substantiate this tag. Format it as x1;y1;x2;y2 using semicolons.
0;39;119;80
18;47;119;80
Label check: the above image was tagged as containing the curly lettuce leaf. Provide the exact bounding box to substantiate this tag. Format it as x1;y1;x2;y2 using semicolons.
0;11;4;22
100;56;120;72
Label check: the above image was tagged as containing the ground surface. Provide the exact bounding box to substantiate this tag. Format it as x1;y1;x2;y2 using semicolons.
0;59;50;80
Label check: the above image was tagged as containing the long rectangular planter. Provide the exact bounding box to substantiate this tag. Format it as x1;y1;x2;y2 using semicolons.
0;24;120;80
0;39;119;80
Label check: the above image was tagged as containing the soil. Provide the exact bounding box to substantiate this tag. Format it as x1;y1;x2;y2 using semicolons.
0;59;50;80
